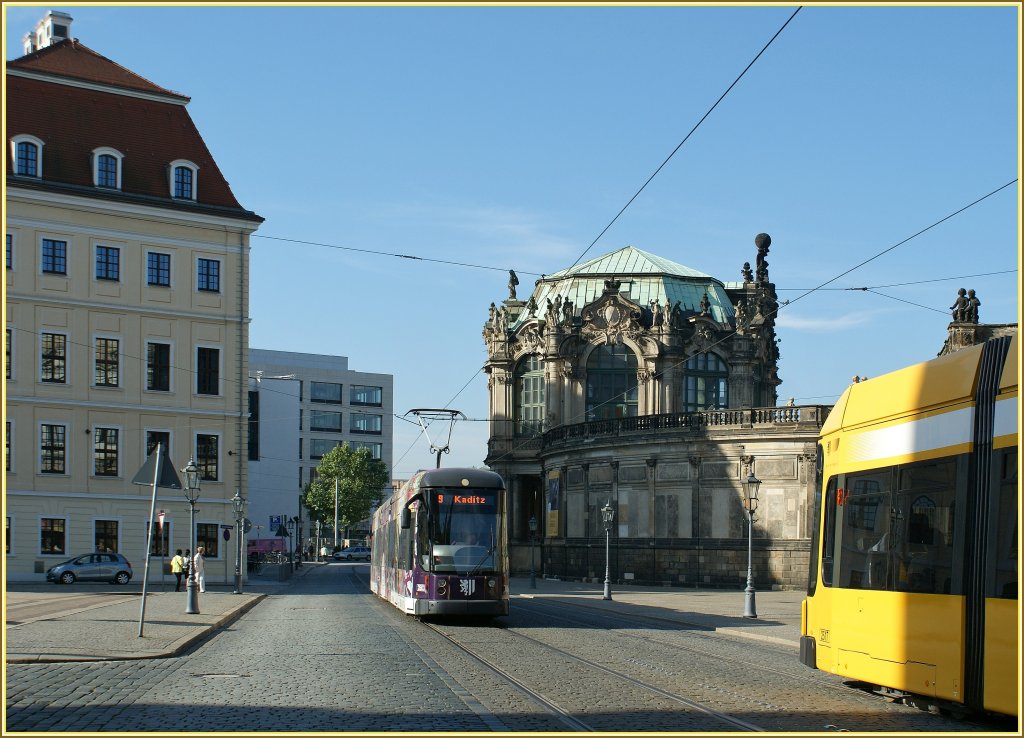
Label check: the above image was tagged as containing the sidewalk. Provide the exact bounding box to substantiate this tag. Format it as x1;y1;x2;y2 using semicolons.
5;567;802;664
509;576;803;649
4;567;311;664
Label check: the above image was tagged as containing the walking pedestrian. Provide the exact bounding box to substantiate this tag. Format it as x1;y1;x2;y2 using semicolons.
170;549;185;592
193;547;207;593
183;549;191;586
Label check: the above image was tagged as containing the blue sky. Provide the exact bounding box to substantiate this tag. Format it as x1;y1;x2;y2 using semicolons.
5;4;1020;477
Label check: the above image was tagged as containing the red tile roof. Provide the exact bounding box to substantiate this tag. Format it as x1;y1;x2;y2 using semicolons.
6;40;260;220
8;38;189;101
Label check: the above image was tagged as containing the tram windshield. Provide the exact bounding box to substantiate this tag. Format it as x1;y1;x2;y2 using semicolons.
420;488;503;574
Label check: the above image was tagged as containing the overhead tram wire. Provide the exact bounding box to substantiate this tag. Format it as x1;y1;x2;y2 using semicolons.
388;8;805;465
252;234;542;277
484;177;1020;465
564;6;803;272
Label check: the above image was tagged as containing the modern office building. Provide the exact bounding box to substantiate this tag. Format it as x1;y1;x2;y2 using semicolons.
248;350;394;549
4;12;263;582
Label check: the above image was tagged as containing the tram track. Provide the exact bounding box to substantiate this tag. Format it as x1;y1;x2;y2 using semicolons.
515;596;843;691
346;567;997;733
423;617;767;732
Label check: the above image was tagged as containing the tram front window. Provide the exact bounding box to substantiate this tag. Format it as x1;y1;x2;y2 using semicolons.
426;489;502;574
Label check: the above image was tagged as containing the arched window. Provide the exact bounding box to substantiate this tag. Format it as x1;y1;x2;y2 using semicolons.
92;147;123;189
11;135;44;178
514;355;545;436
683;352;729;411
169;159;198;200
586;343;638;420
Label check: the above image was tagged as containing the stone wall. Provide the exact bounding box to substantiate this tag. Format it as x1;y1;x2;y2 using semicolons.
513;539;810;590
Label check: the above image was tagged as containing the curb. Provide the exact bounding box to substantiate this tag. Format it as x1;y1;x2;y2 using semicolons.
5;593;268;664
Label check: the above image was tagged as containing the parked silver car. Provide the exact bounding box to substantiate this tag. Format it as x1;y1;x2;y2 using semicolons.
332;546;371;561
46;552;133;585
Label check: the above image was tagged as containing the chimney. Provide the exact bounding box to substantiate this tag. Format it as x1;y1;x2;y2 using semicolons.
23;10;74;55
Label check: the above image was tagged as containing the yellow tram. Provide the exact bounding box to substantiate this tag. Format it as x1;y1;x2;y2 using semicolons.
800;331;1018;718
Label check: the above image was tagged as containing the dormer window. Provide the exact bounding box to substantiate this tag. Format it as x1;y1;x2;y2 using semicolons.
92;147;123;189
169;159;198;201
11;135;44;178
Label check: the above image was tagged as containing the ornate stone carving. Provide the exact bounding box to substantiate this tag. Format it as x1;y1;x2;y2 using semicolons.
580;293;644;346
690;323;714;354
741;262;753;283
637;368;654;383
755;233;771;285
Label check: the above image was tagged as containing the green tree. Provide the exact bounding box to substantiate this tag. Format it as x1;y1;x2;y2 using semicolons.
302;445;389;533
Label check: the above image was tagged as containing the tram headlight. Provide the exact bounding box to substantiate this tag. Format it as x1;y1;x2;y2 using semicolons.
436;577;447;596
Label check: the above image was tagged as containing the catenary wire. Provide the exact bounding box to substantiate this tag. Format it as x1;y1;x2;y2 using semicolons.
483;178;1019;465
565;6;802;271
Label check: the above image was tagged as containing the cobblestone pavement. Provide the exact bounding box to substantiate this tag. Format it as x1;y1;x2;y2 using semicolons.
5;564;1016;734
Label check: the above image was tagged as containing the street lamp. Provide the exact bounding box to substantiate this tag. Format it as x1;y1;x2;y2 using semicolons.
528;515;538;589
287;518;295;572
601;501;615;601
742;471;761;619
181;457;201;615
231;490;245;594
292;516;302;568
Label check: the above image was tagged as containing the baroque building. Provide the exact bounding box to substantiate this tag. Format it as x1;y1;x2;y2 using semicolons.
483;236;829;589
4;13;262;582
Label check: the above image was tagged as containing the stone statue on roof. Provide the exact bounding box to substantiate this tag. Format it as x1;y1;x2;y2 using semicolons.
526;296;538;316
699;291;710;316
562;298;574;326
966;289;981;323
950;288;968;322
507;270;519;300
741;262;753;284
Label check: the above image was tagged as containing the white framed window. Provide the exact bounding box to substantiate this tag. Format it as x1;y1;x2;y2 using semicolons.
146;250;171;287
196;345;221;396
41;237;67;275
11;134;44;178
195;431;220;482
91;146;123;189
40;331;68;384
145;341;173;392
196;257;220;293
39;422;67;474
6;515;13;556
144;429;173;464
6;232;14;270
6;326;14;381
40;516;66;555
6;419;14;474
169;159;198;200
93;518;121;552
92;425;121;477
93;335;121;388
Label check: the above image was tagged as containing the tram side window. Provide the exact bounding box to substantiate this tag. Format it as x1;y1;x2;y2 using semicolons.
820;475;838;587
416;504;431;570
398;525;411;570
837;470;892;590
894;458;958;594
992;448;1017;599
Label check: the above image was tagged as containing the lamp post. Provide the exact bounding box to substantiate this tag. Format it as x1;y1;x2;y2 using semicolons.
181;457;201;615
232;490;245;594
742;471;761;619
293;515;302;568
286;518;295;572
528;515;538;589
601;501;615;601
